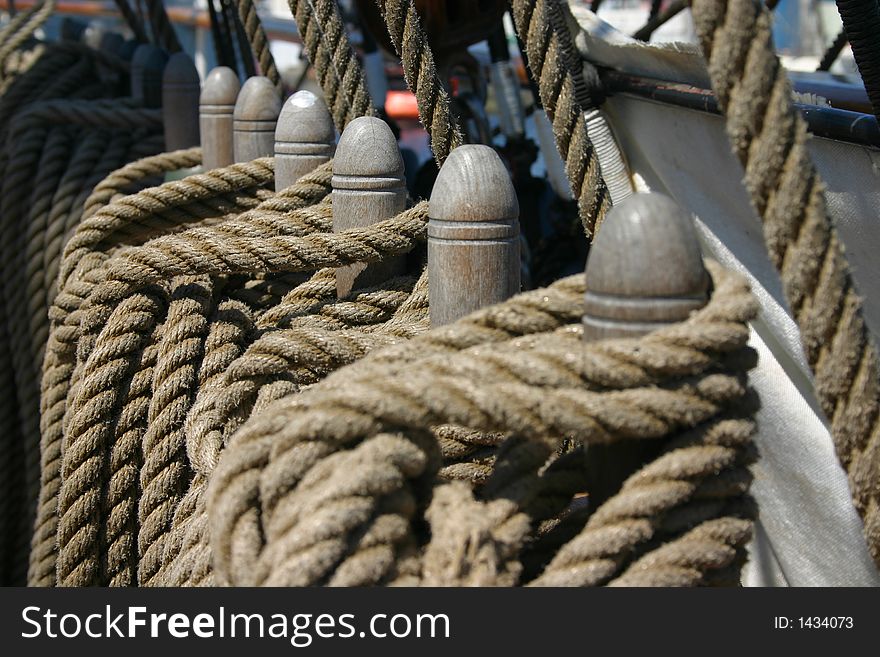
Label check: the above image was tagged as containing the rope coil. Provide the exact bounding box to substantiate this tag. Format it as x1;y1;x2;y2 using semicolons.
5;0;873;588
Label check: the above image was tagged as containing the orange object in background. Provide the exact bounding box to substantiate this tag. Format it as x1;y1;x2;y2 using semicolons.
384;90;420;120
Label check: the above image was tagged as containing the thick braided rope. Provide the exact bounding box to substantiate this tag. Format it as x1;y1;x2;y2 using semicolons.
33;130;117;366
138;276;213;585
158;294;256;586
55;287;168;586
372;0;463;166
531;412;755;586
45;131;139;309
425;436;589;583
58;263;422;587
0;102;158;585
82;147;203;220
16;130;131;560
62;196;336;378
236;336;749;587
207;264;755;585
257;267;336;329
35;58;96;106
237;0;281;88
108;270;419;586
34;164;328;584
64;159;332;292
508;0;610;237
607;516;752;586
103;321;163;586
18;128;76;511
421;481;530;586
79;202;427;327
8;99;162;136
61;156;278;289
184;280;420;469
146;0;183;52
287;0;375;131
0;44;103;127
148;267;426;587
58;204;401;379
262;429;439;586
0;46;102;583
41;157;345;585
31;255;109;585
159;279;417;552
23;128;76;355
691;0;880;564
0;0;57;76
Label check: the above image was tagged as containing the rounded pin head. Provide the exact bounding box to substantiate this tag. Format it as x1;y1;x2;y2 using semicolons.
131;44;168;72
333;116;403;177
276;90;335;145
163;52;200;87
130;45;168;108
163;53;201;151
429;145;518;222
233;76;282;122
583;192;709;340
201;66;240;106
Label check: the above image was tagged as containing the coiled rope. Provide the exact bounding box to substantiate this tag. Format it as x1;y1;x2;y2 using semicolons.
206;262;757;586
0;0;791;589
27;120;759;586
0;32;168;585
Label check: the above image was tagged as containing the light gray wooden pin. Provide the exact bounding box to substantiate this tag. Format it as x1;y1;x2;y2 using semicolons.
233;76;281;163
332;116;406;298
162;52;201;152
582;192;709;506
130;44;168;109
274;90;335;192
583;192;709;341
428;145;520;326
199;66;240;170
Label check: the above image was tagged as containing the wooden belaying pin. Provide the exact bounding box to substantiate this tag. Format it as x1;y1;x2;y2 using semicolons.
130;44;168;109
233;76;281;163
274;90;335;192
162;52;201;153
583;192;709;342
199;66;240;171
582;192;710;506
428;144;521;326
332;116;407;298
